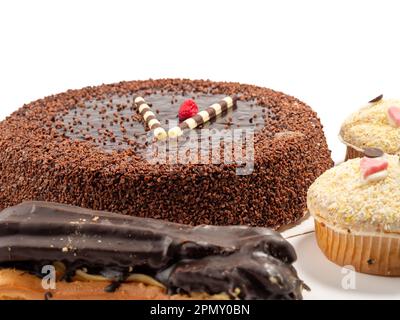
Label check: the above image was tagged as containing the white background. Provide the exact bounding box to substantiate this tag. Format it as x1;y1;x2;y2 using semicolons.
2;0;400;162
1;0;399;299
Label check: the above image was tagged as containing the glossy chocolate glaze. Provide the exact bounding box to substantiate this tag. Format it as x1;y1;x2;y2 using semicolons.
57;92;270;155
0;202;304;300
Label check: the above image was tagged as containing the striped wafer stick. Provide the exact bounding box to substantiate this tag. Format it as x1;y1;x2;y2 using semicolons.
134;96;168;141
168;95;238;138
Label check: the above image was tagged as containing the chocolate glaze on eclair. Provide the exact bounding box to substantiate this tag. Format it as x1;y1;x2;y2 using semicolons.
0;201;306;300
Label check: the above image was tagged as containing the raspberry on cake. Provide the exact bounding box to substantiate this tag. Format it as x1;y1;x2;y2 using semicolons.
169;95;237;138
0;79;333;229
178;99;199;121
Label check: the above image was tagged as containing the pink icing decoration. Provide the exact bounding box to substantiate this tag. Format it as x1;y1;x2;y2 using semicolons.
387;106;400;127
360;157;388;179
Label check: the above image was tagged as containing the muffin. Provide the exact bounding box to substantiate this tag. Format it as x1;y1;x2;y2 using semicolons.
307;150;400;276
339;95;400;160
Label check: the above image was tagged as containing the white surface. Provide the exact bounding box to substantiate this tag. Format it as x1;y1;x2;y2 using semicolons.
292;233;400;300
284;217;400;300
1;0;399;299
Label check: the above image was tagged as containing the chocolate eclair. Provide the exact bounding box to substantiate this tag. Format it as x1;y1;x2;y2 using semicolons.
0;201;306;300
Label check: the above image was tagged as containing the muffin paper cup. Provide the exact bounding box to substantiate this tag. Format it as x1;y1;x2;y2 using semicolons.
338;134;365;161
344;146;365;161
315;220;400;276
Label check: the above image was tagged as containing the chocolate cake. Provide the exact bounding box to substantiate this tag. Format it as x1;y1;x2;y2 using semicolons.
0;79;333;228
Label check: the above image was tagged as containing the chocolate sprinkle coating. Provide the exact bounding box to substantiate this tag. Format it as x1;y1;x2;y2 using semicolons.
0;201;305;300
0;79;333;228
363;147;384;158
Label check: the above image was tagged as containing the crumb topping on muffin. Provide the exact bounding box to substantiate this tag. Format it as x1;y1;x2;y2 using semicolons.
340;99;400;154
307;155;400;234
